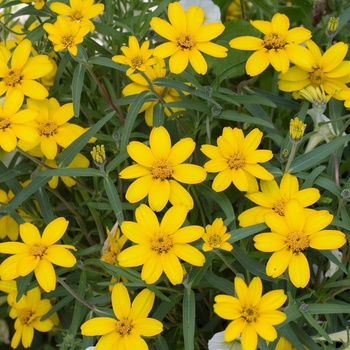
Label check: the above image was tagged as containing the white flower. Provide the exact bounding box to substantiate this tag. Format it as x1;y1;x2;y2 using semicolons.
179;0;221;24
84;347;95;350
208;331;241;350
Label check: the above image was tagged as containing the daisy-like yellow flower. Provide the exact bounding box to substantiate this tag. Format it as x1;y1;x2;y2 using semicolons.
50;0;105;31
150;2;227;75
202;218;233;252
278;40;350;96
112;36;157;76
118;204;205;285
81;283;163;350
0;189;20;241
119;126;206;212
254;199;346;288
0;39;52;99
201;127;274;193
122;58;185;126
101;225;128;266
43;15;91;56
0;90;38;152
9;286;55;349
0;217;77;292
238;173;320;227
229;13;311;76
21;0;46;10
214;276;287;349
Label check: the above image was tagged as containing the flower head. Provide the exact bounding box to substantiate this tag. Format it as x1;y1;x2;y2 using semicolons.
118;204;205;285
229;13;311;76
112;36;157;76
179;0;221;24
119;126;206;212
289;117;306;143
21;0;46;10
238;173;320;227
214;276;287;349
150;2;227;74
202;218;233;252
0;217;77;292
254;199;346;288
201;127;274;193
297;85;330;115
81;283;163;349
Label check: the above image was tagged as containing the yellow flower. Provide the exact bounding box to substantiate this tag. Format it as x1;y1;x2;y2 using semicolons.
0;90;38;152
0;39;52;99
201;127;274;193
150;2;227;74
101;225;127;265
81;283;163;349
254;199;346;288
112;36;157;76
8;286;55;349
238;173;320;227
226;0;242;21
118;204;205;285
122;58;185;126
278;40;350;96
276;336;301;350
50;0;105;31
43;15;91;56
0;189;20;241
289;117;306;143
214;276;287;349
229;13;311;76
119;126;206;212
21;0;46;10
0;217;77;292
202;218;233;252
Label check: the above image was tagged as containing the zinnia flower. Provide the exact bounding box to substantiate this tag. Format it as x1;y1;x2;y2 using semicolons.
278;40;350;96
150;2;227;74
229;13;311;76
213;276;287;349
119;126;206;212
254;199;346;288
238;173;320;227
0;217;77;292
201;127;274;193
202;218;233;252
118;204;205;285
81;283;163;350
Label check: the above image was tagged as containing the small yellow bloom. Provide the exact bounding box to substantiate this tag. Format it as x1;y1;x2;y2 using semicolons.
118;204;205;285
326;17;339;37
112;36;157;76
226;0;242;21
0;217;76;292
229;13;311;76
201;127;274;193
150;2;227;74
254;199;346;288
290;117;306;142
214;276;287;349
21;0;46;10
202;218;233;252
81;283;163;348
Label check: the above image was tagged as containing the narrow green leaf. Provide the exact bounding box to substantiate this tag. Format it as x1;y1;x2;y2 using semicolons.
228;223;267;243
106;150;129;174
301;165;326;189
183;288;195;350
41;294;75;321
307;303;350;314
36;168;104;178
289;322;323;350
103;177;124;224
188;252;214;287
152;294;182;321
216;110;275;129
205;270;234;296
35;187;55;224
301;311;332;343
16;273;34;302
72;64;86;118
244;104;279;135
88;56;125;70
319;250;347;274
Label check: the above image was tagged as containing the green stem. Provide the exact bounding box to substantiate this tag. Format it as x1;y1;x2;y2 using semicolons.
284;142;298;174
214;250;238;275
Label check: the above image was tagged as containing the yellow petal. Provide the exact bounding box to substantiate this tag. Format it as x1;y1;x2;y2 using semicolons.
169;180;194;209
81;317;118;335
45;246;76;267
285;27;311;44
264;212;289;235
153;42;179;58
42;217;69;246
141;252;163;284
320;42;348;72
127;141;156;167
196;41;227;58
161;250;183;285
302;209;332;234
268;49;290;73
11;39;31;70
148;178;170;211
189;48;207;75
17;255;39;276
247;277;262;306
284;199;305;232
135;204;160;235
288;253;310;288
34;259;56;292
285;44;314;71
258;290;287;311
223;318;246;342
171;243;205;266
168;137;195;165
212;169;232;192
253;320;277;341
160;205;187;234
119;164;150;179
234;277;248;304
238;206;270;227
125;175;153;203
112;283;130;319
168;2;186;34
150;126;171;159
172;164;206;184
279;173;298;198
195;22;225;41
118;245;153;267
246;49;270;76
266;248;292;278
172;225;204;243
20;79;49;99
231;168;249;192
133;318;163;336
309;230;346;249
150;17;179;42
250;19;271;35
169;49;189;74
241;324;258;350
229;36;264;50
254;233;287;252
201;144;221;159
186;5;204;33
0;241;28;254
130;288;154;319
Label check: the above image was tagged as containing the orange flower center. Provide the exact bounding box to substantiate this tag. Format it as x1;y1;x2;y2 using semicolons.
29;243;47;258
263;33;285;50
38;121;58;137
273;199;286;216
151;160;172;180
19;308;35;325
309;68;326;87
62;35;75;48
71;10;83;21
131;56;144;69
116;318;133;336
241;305;258;323
177;33;195;50
4;69;22;87
286;231;310;253
228;153;245;170
208;234;222;248
151;233;173;254
0;117;11;131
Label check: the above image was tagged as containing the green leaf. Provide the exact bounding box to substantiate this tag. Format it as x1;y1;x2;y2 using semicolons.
307;303;350;314
301;165;326;189
301;311;332;343
319;250;347;274
103;177;124;224
106;150;129;174
36;168;104;178
41;293;75;321
72;64;86;118
183;288;195;350
35;187;55;224
16;273;34;302
152;294;182;321
188;252;214;287
205;270;234;295
88;56;125;70
216;110;275;129
228;223;267;243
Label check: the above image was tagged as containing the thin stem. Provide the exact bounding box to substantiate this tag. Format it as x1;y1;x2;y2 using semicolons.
214;250;238;275
284;142;298;174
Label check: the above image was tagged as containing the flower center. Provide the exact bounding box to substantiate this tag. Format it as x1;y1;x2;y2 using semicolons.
29;243;47;258
101;251;118;265
286;231;310;253
62;35;74;48
273;199;286;216
241;305;258;323
4;69;22;87
309;68;326;87
228;153;245;170
177;33;195;50
151;160;172;180
208;234;222;248
0;117;11;131
131;56;144;69
38;121;58;137
150;233;173;254
263;33;285;50
19;309;35;325
71;10;83;21
116;318;133;336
